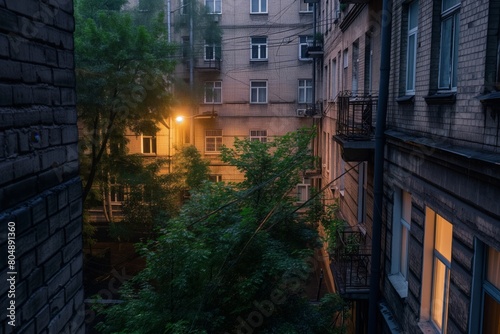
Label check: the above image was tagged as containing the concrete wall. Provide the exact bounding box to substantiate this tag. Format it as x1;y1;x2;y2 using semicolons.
0;0;84;332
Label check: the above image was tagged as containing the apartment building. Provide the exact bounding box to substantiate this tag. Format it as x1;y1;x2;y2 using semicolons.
380;0;500;333
316;0;382;332
123;0;319;184
318;0;500;333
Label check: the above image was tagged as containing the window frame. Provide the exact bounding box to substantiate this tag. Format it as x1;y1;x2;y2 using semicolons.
142;134;157;155
438;0;460;91
205;0;221;14
420;208;453;334
204;42;222;61
406;1;418;95
299;36;313;60
299;1;313;13
298;79;313;104
205;129;223;154
250;0;267;14
250;80;268;104
251;37;268;61
204;81;222;104
250;130;267;142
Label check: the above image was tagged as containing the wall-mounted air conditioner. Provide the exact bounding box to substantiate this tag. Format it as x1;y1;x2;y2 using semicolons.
296;109;306;117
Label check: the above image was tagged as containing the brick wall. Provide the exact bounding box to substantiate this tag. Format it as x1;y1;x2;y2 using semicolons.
0;0;84;333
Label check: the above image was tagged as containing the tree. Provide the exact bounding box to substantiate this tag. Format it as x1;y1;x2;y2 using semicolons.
95;128;348;333
75;0;176;203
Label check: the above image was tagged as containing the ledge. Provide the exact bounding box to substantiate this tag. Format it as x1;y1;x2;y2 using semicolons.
423;92;456;105
396;95;415;104
475;91;500;107
388;273;408;298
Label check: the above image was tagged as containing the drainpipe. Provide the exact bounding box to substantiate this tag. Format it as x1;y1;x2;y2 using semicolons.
312;2;317;115
368;0;392;333
189;0;195;144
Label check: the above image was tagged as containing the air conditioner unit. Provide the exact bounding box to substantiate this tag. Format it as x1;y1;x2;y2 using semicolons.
296;109;306;117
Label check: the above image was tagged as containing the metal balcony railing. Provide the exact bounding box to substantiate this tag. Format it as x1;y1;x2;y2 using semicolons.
336;91;377;141
330;228;371;298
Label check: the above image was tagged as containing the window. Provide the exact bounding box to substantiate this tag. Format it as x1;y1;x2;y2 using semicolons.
208;174;222;182
299;36;313;60
299;1;313;13
204;81;222;103
389;189;411;298
109;177;125;203
205;0;221;14
470;243;500;333
343;48;349;89
438;0;460;90
250;130;267;142
180;0;187;15
298;79;313;104
406;1;418;94
251;37;267;60
357;161;367;227
205;42;221;61
142;134;157;154
352;40;359;95
297;181;310;203
205;129;222;153
420;208;453;333
250;81;267;103
364;34;373;93
251;0;267;14
331;58;338;99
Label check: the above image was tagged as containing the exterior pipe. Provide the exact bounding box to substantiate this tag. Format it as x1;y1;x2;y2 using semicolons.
368;0;392;332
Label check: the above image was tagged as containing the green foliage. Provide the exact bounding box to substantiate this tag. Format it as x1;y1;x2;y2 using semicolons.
321;203;345;252
96;129;345;333
75;0;176;202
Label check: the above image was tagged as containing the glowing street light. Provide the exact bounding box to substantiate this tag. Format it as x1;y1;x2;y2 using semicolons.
175;116;185;123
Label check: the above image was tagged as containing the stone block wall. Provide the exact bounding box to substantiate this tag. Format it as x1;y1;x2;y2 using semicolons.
0;0;84;333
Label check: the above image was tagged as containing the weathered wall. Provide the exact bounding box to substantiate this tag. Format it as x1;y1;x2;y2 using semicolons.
0;0;84;332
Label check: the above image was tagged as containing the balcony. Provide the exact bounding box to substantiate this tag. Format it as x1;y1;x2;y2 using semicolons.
306;39;324;58
333;91;377;161
330;227;371;299
193;57;221;72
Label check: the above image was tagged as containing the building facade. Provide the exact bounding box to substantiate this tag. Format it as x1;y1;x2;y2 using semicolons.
0;0;85;333
381;0;500;333
318;0;500;333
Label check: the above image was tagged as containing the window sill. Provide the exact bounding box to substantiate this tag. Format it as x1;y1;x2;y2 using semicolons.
250;59;268;63
475;91;500;107
417;321;439;334
396;95;415;104
388;273;408;298
424;92;456;105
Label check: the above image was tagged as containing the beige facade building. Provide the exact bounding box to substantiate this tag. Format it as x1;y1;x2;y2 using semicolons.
125;0;319;184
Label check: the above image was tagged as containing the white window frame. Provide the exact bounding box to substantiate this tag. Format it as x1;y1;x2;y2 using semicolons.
204;81;222;104
389;189;411;298
343;48;349;89
331;58;338;100
299;1;313;13
406;1;418;95
251;37;268;61
205;0;221;14
438;0;460;91
250;0;267;14
142;134;157;155
250;80;268;104
420;208;453;334
205;129;222;153
296;183;310;203
208;174;222;182
298;79;313;104
352;40;359;95
250;130;267;142
299;36;313;60
204;42;221;61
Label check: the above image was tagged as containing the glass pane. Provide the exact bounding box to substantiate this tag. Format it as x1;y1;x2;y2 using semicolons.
408;1;418;30
251;0;258;12
435;214;453;261
251;88;257;102
442;0;460;12
260;45;266;59
483;292;500;334
215;0;221;13
487;247;500;290
258;88;266;102
439;17;453;89
262;0;267;12
407;33;416;91
143;138;151;153
452;14;460;88
252;45;259;59
431;259;447;330
401;226;408;278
